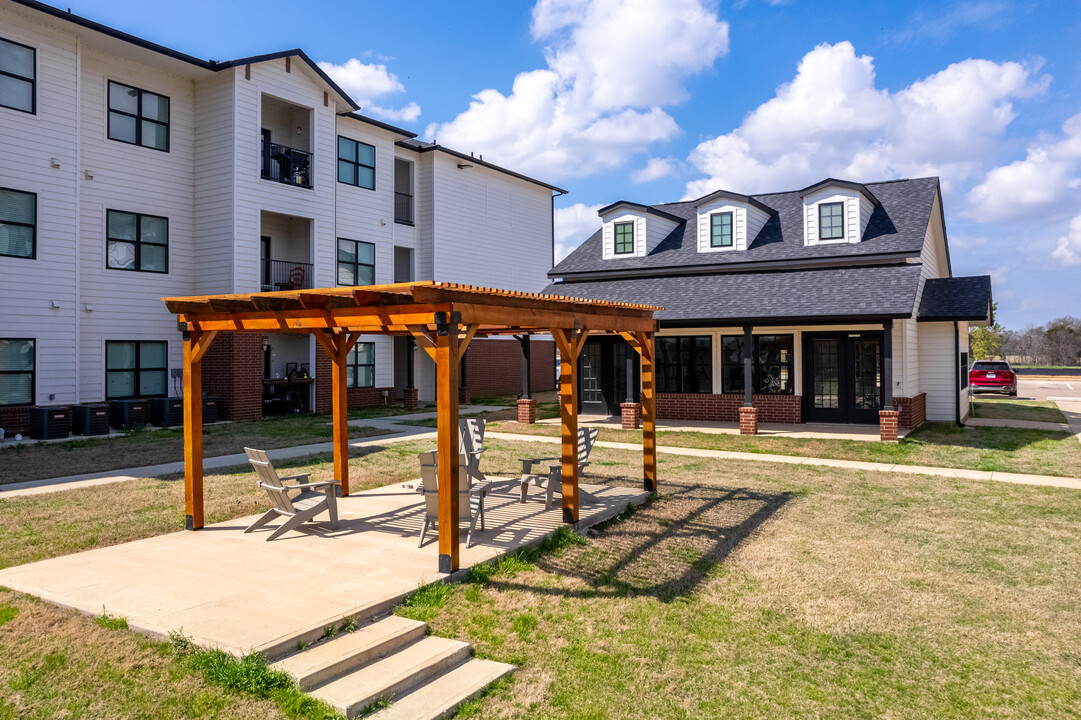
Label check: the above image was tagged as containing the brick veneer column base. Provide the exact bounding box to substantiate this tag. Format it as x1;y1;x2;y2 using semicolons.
893;394;927;429
621;402;641;429
201;334;264;422
879;409;900;442
517;398;536;424
404;387;418;409
459;386;471;405
738;406;758;435
658;393;802;424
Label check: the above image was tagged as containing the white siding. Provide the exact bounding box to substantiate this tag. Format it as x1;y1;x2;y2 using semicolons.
919;321;966;422
695;200;769;253
600;211;646;259
644;214;676;254
193;70;236;295
803;187;872;245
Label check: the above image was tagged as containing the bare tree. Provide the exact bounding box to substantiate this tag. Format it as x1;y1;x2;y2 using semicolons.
1043;317;1081;366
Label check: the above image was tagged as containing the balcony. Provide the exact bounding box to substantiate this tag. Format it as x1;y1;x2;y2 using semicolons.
261;258;313;292
394;192;414;225
262;142;313;189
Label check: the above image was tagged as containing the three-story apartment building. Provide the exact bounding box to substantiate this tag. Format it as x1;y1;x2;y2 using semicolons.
0;0;560;432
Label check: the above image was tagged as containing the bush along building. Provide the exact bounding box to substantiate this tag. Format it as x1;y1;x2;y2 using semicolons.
544;177;992;440
0;0;561;435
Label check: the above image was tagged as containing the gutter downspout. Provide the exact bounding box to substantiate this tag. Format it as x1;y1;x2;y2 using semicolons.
74;36;81;403
551;189;567;271
954;321;962;426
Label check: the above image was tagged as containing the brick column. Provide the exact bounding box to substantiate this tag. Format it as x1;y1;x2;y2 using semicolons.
403;387;418;409
201;334;263;421
458;386;471;404
517;398;536;424
879;409;900;442
621;402;641;429
738;406;758;435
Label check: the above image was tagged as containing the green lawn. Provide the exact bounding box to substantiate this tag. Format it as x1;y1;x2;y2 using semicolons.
491;420;1081;478
0;412;393;485
4;438;1081;717
972;398;1067;423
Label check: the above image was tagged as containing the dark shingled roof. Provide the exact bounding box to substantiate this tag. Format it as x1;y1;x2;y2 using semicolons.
917;276;992;322
551;177;941;277
543;265;924;324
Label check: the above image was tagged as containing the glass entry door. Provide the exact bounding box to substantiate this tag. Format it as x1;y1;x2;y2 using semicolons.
580;342;607;415
804;333;884;424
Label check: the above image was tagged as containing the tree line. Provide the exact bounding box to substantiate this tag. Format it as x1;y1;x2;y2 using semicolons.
970;307;1081;366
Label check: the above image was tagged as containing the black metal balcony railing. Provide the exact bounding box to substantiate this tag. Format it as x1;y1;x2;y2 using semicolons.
394;191;414;225
261;259;313;291
262;142;313;188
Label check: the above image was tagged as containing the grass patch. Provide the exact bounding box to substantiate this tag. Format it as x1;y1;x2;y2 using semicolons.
0;412;392;484
94;610;128;631
397;581;454;623
491;420;1081;478
972;398;1067;423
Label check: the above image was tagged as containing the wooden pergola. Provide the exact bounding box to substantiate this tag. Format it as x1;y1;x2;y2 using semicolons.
162;282;661;573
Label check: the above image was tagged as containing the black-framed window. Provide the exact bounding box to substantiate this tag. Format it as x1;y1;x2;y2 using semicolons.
721;334;794;395
0;338;34;406
106;341;167;399
337;238;375;286
960;351;969;390
108;81;170;151
614;221;634;254
337;136;375;189
0;187;36;259
0;37;35;114
819;202;844;240
106;210;168;273
657;336;712;393
347;342;375;389
710;212;733;248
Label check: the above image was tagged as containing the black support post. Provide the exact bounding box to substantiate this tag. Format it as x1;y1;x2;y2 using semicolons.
742;325;753;407
406;337;415;389
518;334;531;399
883;319;894;410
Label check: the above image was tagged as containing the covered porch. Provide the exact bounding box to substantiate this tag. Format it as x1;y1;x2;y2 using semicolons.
164;281;661;573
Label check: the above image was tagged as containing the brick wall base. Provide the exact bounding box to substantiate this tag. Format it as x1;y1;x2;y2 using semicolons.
517;398;536;424
202;334;264;422
403;387;418;409
459;385;471;405
658;393;802;424
621;402;641;429
738;406;758;435
879;409;900;442
893;393;927;429
0;405;31;435
464;339;556;397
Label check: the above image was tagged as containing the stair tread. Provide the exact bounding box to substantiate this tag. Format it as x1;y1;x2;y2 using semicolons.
368;659;516;720
272;615;426;684
309;636;471;714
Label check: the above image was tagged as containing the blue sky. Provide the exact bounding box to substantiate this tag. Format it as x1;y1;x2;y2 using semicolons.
70;0;1081;329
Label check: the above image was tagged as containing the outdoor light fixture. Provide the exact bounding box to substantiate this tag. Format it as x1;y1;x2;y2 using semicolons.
457;163;473;169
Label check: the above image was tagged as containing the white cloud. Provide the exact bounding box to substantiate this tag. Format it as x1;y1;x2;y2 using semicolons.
892;1;1011;44
965;111;1081;221
317;59;421;123
631;157;675;183
684;41;1048;198
1052;214;1081;266
424;0;729;179
554;203;603;261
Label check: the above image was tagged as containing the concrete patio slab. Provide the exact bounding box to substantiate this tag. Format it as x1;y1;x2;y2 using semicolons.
0;478;646;658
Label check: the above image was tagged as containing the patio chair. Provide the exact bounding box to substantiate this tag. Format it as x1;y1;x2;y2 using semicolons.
459;418;487;484
518;427;600;509
243;447;339;541
417;451;489;548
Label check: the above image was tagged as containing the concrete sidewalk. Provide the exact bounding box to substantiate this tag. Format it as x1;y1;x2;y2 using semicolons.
964;417;1071;432
486;431;1081;492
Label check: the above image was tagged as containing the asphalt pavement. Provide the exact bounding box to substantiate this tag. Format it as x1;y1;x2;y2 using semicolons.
1015;378;1081;402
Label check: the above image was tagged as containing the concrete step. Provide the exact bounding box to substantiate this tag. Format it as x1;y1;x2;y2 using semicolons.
368;658;516;720
271;615;428;690
259;594;403;662
309;636;472;717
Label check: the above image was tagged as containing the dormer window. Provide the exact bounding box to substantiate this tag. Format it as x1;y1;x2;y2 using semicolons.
614;222;634;254
710;212;733;248
819;202;844;240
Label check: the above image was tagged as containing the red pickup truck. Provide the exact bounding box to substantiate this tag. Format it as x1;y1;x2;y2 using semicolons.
969;361;1017;396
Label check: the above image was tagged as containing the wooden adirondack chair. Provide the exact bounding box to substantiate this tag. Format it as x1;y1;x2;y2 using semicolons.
244;447;339;541
417;451;489;548
518;427;599;509
459;418;487;484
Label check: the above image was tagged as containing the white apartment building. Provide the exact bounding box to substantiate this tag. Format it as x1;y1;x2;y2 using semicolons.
0;0;562;430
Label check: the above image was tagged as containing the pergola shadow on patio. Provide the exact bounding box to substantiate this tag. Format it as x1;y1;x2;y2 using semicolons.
163;282;662;573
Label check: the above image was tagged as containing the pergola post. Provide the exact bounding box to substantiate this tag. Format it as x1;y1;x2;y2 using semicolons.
316;331;358;496
181;326;217;530
639;331;657;492
519;334;531;400
552;325;588;524
435;311;461;573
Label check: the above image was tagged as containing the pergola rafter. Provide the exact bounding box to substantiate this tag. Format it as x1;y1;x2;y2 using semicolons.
163;281;661;573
